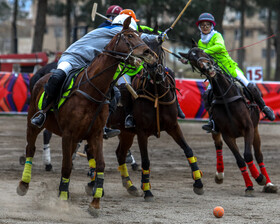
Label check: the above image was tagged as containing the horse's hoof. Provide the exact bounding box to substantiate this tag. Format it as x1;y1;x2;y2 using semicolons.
45;164;52;171
19;156;26;165
256;174;266;186
127;185;140;197
193;187;204;195
17;181;29;196
144;190;154;202
215;172;224;184
88;205;99;218
245;187;254;197
262;183;278;193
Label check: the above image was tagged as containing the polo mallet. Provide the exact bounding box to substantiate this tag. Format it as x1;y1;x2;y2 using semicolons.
161;0;193;41
162;47;182;59
118;65;139;99
91;3;113;22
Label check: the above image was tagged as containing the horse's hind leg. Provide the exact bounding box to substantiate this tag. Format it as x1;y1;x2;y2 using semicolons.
166;124;203;195
222;135;254;196
116;132;140;197
17;117;43;196
212;132;224;184
253;127;277;193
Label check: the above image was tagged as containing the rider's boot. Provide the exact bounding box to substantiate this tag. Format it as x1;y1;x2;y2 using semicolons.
103;127;121;139
247;83;275;121
31;69;66;128
202;117;217;133
176;98;185;119
201;89;217;133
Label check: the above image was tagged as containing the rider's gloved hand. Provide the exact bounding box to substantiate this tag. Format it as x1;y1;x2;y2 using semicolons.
179;58;188;64
157;28;172;43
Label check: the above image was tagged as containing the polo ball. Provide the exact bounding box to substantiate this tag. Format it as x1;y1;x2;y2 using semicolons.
213;206;224;218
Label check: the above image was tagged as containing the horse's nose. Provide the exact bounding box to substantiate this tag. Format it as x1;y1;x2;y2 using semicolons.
144;48;158;59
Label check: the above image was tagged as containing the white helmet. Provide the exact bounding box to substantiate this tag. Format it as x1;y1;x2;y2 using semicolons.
112;14;138;31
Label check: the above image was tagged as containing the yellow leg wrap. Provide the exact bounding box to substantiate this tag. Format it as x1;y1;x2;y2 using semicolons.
94;172;104;198
193;170;202;180
142;183;150;191
118;164;129;177
62;177;70;183
142;169;150;175
22;157;33;183
89;158;96;168
188;156;197;164
60;191;68;201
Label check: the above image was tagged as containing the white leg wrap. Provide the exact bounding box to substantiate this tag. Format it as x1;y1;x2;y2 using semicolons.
216;171;224;180
42;144;51;165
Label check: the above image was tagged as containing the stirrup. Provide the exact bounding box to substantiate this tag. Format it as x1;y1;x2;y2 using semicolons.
31;111;46;128
202;120;217;134
125;115;135;128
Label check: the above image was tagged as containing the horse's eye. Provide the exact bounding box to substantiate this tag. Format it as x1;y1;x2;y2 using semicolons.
128;34;134;38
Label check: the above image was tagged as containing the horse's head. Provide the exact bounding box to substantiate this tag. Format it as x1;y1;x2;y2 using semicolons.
179;41;216;79
139;23;166;83
107;17;158;67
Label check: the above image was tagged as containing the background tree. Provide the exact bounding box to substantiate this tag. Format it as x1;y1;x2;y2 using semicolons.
31;0;47;53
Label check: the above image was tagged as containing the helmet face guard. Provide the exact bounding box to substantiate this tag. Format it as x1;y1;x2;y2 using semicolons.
196;13;216;27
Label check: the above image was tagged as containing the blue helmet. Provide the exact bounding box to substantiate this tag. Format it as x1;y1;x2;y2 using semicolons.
196;13;216;27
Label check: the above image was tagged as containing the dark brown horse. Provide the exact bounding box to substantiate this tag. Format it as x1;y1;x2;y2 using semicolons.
103;38;204;202
179;46;277;196
16;17;157;215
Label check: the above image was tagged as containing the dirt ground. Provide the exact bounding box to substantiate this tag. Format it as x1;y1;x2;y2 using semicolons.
0;115;280;224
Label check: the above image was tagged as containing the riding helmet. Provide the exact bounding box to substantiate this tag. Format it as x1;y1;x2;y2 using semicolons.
106;5;123;16
196;13;216;27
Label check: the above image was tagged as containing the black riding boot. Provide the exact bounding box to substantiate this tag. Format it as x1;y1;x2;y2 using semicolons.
202;115;217;134
247;83;275;121
103;86;121;139
31;69;66;128
201;89;217;133
176;98;185;119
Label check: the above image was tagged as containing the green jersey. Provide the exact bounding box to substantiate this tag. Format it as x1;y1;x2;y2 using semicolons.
198;32;240;78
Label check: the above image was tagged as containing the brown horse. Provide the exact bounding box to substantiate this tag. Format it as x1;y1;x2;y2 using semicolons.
103;39;204;202
16;17;157;215
179;46;277;196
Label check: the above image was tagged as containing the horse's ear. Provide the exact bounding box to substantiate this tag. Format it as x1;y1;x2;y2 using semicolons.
191;38;198;48
123;16;132;30
138;24;143;32
153;22;159;34
178;52;188;59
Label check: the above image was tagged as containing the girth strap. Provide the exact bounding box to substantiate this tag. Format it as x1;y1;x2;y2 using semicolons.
76;89;110;104
212;95;242;105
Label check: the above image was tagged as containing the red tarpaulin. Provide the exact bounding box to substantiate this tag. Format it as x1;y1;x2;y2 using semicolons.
0;73;279;122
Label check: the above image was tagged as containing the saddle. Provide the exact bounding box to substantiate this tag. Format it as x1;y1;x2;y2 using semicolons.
203;79;254;112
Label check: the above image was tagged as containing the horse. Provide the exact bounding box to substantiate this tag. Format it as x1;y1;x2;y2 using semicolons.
22;61;138;171
179;45;277;196
101;31;204;202
16;17;157;216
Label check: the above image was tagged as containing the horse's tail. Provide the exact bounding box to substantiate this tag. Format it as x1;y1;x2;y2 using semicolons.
29;61;57;92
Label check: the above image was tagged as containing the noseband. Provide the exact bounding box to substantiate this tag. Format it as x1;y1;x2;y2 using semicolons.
104;30;146;62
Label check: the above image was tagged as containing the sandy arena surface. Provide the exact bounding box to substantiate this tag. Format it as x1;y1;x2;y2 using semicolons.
0;115;280;224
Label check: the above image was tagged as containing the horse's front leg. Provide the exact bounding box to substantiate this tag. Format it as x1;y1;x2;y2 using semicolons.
87;130;105;217
17;113;43;196
212;132;224;184
166;124;204;195
116;132;140;197
253;126;277;193
137;132;153;201
222;134;254;196
243;126;266;187
58;135;76;200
